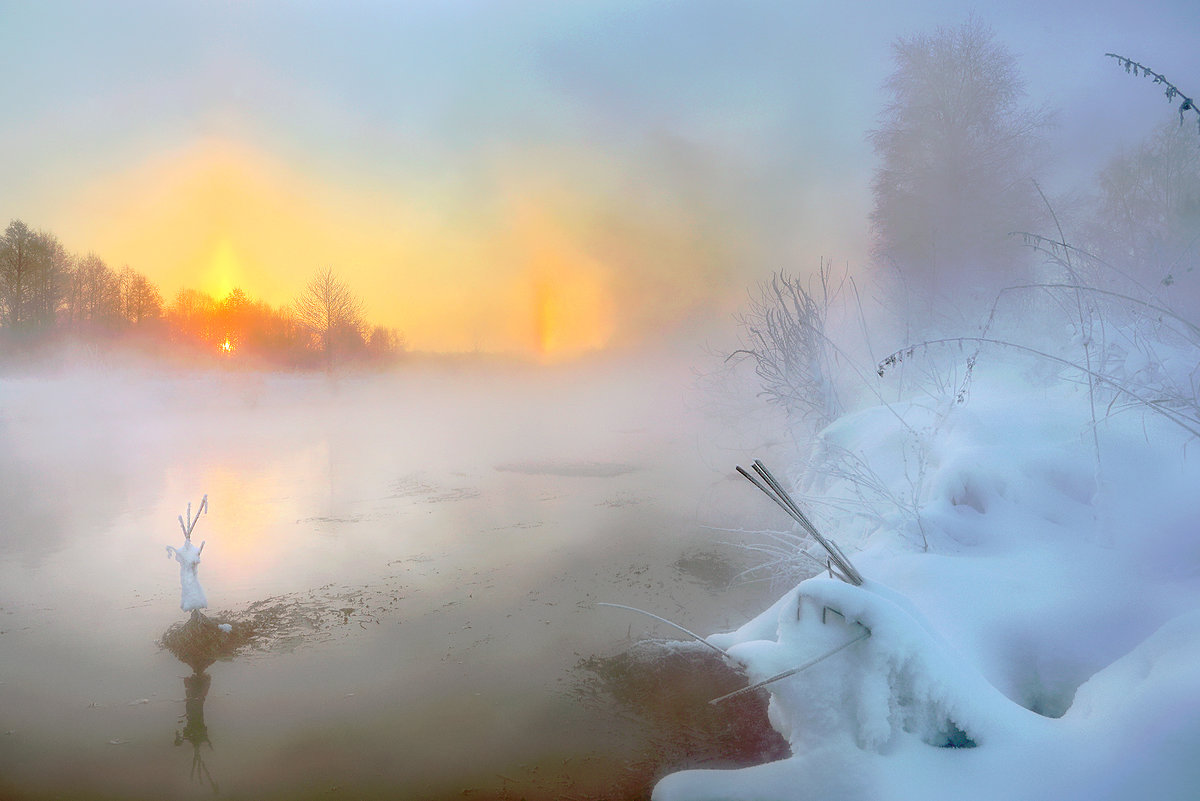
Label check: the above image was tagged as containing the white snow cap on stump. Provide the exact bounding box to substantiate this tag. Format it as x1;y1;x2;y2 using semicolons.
166;495;208;612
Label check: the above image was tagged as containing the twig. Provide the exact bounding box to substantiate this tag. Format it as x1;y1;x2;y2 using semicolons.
1106;54;1199;132
1032;180;1103;481
1012;231;1163;302
178;495;209;542
595;603;729;658
991;279;1200;340
879;337;1200;438
710;627;870;704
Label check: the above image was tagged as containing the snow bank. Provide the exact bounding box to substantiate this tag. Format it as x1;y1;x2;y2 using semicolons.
657;367;1200;800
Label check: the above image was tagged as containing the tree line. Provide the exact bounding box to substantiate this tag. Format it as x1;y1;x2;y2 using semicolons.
0;222;404;368
868;17;1200;329
735;17;1200;435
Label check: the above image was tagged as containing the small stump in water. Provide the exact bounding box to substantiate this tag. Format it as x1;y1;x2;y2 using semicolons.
160;611;255;673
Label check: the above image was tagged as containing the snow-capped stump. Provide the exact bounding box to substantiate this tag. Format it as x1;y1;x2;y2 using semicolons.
165;495;209;613
161;494;254;672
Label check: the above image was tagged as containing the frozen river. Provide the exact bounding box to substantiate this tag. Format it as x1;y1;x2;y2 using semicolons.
0;354;784;800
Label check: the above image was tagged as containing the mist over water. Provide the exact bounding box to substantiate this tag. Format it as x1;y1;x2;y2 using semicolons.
0;350;786;799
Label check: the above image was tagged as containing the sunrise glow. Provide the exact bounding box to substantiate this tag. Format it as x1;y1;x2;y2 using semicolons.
54;139;633;357
207;239;243;302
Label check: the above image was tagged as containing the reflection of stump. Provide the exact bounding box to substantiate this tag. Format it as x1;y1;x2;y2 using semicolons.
162;614;236;795
177;671;211;749
175;670;219;793
160;611;252;673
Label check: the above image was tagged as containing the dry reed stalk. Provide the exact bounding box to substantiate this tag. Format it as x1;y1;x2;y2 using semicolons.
737;460;864;585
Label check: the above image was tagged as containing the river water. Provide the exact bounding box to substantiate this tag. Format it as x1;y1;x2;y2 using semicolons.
0;353;788;800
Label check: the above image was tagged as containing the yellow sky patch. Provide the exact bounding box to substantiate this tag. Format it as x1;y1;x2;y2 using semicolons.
61;138;626;357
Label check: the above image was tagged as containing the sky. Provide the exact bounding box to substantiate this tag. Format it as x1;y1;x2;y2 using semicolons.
1;0;1198;355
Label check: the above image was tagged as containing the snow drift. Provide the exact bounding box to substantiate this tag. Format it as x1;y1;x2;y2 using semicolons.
656;363;1200;801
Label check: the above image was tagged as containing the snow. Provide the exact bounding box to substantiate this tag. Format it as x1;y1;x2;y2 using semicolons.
656;362;1200;800
169;540;207;612
166;539;207;612
166;495;210;612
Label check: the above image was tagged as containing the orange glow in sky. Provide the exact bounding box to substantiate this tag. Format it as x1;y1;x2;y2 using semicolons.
61;138;622;358
510;197;614;359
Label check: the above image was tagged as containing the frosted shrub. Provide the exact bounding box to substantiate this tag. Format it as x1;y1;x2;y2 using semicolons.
730;264;846;431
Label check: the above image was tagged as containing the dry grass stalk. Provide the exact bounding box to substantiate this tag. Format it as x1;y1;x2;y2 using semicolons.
710;627;871;705
737;460;865;586
596;602;729;658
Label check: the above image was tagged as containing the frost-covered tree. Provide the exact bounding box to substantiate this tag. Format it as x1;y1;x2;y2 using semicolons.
1085;120;1200;307
869;17;1049;322
732;267;843;429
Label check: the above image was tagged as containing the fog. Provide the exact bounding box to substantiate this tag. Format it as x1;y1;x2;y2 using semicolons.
5;1;1199;348
0;350;793;799
3;4;1200;799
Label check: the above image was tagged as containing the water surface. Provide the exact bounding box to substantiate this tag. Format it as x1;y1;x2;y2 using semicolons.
0;355;785;799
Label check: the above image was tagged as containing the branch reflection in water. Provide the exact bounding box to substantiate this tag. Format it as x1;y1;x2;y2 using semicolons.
161;611;249;794
178;670;216;793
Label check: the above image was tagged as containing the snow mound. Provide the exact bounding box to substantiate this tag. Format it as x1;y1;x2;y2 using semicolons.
658;369;1200;800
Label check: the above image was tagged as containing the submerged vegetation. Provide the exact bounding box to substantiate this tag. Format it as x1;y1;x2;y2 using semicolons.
160;582;407;671
571;641;789;799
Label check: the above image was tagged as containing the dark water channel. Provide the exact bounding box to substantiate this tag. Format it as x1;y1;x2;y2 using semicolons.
0;359;787;800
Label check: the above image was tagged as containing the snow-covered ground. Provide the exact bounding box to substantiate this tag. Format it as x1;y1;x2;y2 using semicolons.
658;357;1200;800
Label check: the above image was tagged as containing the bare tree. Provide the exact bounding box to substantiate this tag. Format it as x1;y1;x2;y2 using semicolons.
118;266;164;325
28;231;71;331
0;220;37;329
869;17;1049;323
2;222;74;334
66;252;120;329
367;325;405;361
293;267;365;366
